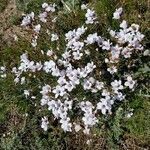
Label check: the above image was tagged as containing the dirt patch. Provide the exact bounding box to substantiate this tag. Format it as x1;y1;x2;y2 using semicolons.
120;135;150;150
0;0;17;33
0;0;32;45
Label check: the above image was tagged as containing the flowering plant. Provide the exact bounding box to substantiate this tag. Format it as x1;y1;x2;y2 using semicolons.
10;2;145;135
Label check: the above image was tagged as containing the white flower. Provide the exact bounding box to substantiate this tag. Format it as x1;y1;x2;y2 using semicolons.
143;50;150;56
60;117;72;132
53;85;66;98
34;24;41;33
42;3;48;9
47;50;53;56
126;111;133;118
80;101;93;114
14;77;19;83
85;9;96;24
124;76;135;89
95;81;104;90
24;90;30;98
83;127;90;134
109;30;116;37
45;4;56;12
13;34;18;41
110;45;121;60
45;6;53;12
82;113;98;127
64;100;73;110
65;81;75;92
85;33;99;45
86;139;92;145
78;68;88;78
113;7;123;19
66;68;78;79
41;117;49;131
47;100;58;111
0;66;6;72
40;84;51;95
0;66;7;78
105;58;109;63
35;62;43;71
120;20;127;29
21;77;25;84
72;41;84;51
51;33;59;41
74;123;82;132
83;80;92;90
114;92;125;101
76;26;87;37
102;40;111;50
86;62;96;73
21;12;34;26
111;80;123;92
62;51;71;59
52;17;57;23
97;98;112;115
1;74;6;78
88;77;95;84
126;112;133;118
121;47;132;58
31;38;37;47
57;76;67;86
39;12;47;22
107;66;117;74
73;51;83;60
41;97;49;106
51;67;60;77
85;49;90;55
102;89;110;97
43;60;56;73
131;24;140;31
81;4;87;10
65;30;75;41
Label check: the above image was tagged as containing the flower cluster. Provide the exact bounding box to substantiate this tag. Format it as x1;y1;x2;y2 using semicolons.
39;3;56;22
12;3;144;134
21;12;34;26
113;7;123;19
85;9;97;24
80;101;98;134
0;66;7;78
12;53;42;84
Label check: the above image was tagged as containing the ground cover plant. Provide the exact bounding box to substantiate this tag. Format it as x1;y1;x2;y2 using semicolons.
0;0;150;149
